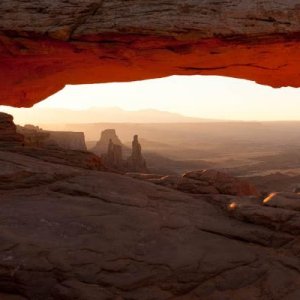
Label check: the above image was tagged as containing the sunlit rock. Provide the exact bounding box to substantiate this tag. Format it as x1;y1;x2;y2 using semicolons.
1;1;300;106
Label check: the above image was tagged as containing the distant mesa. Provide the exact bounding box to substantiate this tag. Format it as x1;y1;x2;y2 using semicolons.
46;131;87;151
263;192;300;211
179;170;260;197
0;112;104;171
17;124;87;151
92;129;148;173
92;129;123;155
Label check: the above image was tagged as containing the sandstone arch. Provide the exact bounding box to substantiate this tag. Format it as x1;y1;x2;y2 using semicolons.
1;0;300;107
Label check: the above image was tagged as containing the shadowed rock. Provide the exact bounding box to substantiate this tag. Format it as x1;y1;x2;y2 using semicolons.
0;149;299;299
182;170;260;196
0;112;24;147
17;125;87;151
126;135;148;173
17;125;50;147
0;115;298;299
92;129;123;155
128;169;260;197
102;138;124;171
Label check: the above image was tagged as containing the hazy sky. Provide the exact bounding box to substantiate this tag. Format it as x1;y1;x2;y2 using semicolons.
2;75;300;123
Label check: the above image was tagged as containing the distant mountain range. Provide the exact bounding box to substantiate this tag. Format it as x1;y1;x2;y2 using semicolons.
4;107;221;124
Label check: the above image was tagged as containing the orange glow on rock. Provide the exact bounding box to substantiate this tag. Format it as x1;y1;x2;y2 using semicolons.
228;202;238;210
1;34;300;107
263;192;276;204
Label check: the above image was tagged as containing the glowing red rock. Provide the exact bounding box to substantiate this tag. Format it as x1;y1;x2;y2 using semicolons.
1;1;300;107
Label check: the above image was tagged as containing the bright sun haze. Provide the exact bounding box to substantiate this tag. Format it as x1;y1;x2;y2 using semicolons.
1;75;300;124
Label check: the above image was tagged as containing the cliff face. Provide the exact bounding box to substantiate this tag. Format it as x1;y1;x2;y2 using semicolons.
1;1;300;107
17;125;87;151
126;135;148;173
92;129;123;155
0;113;24;147
1;148;300;300
46;131;87;151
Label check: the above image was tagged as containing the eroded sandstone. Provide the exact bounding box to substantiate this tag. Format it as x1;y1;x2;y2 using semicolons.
129;169;260;197
0;114;299;299
1;1;300;106
0;113;24;146
0;149;300;299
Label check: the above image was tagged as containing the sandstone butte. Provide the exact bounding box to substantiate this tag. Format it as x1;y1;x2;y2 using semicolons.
1;1;300;107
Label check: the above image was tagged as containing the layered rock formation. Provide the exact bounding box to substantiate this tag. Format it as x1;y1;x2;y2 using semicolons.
17;124;50;147
128;169;260;197
180;170;260;196
16;146;104;171
0;149;300;299
1;1;300;106
46;131;87;151
102;138;124;171
126;135;148;173
17;125;87;151
2;114;104;171
0;112;24;147
93;130;148;172
92;129;123;155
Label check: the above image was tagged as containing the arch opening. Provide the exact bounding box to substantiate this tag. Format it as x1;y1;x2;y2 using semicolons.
2;75;300;180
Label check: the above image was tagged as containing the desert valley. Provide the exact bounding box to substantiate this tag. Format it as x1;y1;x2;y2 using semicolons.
1;106;300;299
2;1;300;299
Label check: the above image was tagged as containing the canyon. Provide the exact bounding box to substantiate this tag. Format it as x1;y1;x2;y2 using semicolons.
1;112;300;300
1;1;300;299
92;129;148;173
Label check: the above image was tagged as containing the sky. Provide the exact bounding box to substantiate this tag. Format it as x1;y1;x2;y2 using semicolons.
1;75;300;124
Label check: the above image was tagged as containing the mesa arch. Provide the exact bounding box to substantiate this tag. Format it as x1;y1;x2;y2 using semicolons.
1;0;300;107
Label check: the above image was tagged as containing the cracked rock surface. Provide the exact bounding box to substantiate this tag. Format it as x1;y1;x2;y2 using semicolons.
1;1;300;106
1;150;300;299
1;1;300;39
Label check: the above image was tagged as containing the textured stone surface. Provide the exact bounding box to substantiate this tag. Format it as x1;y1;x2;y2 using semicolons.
0;149;300;299
46;131;87;151
2;118;103;172
126;135;148;173
17;125;50;147
263;192;300;211
130;169;260;196
182;170;260;196
103;138;124;171
0;113;24;146
1;1;300;106
17;125;87;151
92;129;123;155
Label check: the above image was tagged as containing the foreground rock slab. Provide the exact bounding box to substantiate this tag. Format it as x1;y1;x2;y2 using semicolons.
0;150;300;299
263;192;300;211
129;169;260;197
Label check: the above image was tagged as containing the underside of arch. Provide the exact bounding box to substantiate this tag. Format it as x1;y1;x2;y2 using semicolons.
1;1;300;107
